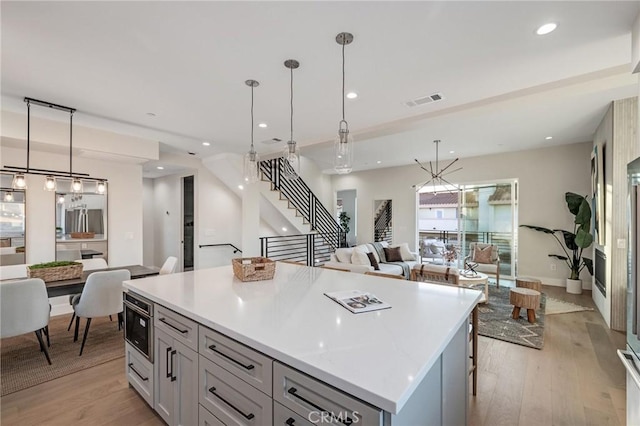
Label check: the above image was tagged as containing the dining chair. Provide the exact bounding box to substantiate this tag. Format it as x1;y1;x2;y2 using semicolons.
0;278;52;364
0;263;29;280
67;257;109;331
72;269;130;356
159;256;178;275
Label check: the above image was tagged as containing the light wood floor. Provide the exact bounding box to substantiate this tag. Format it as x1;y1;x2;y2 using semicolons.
470;285;627;426
0;286;627;426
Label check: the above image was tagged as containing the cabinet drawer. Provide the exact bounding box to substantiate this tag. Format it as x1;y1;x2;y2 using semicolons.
273;362;382;425
199;355;272;426
199;404;225;426
199;325;273;396
125;342;154;407
155;305;198;351
274;401;313;426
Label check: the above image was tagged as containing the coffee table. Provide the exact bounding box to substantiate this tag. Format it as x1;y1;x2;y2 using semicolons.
459;272;489;303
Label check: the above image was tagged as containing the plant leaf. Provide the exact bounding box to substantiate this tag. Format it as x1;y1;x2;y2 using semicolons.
575;228;593;248
583;257;593;275
520;224;555;234
553;229;578;250
575;198;592;228
548;254;568;261
565;192;583;216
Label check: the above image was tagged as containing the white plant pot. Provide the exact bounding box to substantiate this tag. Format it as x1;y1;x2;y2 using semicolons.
566;278;583;294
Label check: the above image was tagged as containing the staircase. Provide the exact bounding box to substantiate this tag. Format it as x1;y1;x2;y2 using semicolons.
374;199;393;244
259;158;345;264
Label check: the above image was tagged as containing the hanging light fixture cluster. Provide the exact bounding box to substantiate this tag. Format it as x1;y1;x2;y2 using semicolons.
1;97;108;195
334;32;355;174
413;139;462;193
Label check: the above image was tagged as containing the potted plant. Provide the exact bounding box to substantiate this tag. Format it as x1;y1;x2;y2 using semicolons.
520;192;593;294
339;212;351;247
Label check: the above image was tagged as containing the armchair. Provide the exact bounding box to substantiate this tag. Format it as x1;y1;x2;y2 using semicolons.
464;243;500;288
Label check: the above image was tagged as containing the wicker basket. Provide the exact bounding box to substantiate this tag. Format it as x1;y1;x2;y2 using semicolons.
27;263;83;282
70;232;95;239
232;257;276;282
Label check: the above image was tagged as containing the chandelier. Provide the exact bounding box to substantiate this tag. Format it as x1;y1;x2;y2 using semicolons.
413;139;461;193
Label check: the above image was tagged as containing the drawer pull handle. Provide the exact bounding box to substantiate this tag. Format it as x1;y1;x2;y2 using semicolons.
159;317;188;334
287;387;354;425
208;386;255;420
285;418;296;425
208;344;255;370
128;363;149;381
166;347;172;378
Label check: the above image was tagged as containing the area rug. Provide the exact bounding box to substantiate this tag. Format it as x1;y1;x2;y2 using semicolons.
545;297;594;315
1;314;124;396
477;285;546;350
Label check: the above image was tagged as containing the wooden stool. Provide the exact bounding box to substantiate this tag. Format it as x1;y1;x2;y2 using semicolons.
516;277;542;292
509;288;540;323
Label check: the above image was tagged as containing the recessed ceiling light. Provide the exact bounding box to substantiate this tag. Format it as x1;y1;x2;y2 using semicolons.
258;123;268;128
545;136;553;140
376;161;382;164
202;141;211;146
146;112;156;117
238;185;244;190
282;227;287;232
156;166;164;170
449;150;455;154
346;92;358;99
536;23;557;35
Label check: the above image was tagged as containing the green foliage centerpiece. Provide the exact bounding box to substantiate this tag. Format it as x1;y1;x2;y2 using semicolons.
27;261;83;282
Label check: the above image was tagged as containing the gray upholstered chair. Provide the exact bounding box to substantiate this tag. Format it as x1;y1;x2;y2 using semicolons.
67;258;109;331
0;264;29;280
464;243;500;288
0;278;52;364
159;256;178;275
72;269;130;356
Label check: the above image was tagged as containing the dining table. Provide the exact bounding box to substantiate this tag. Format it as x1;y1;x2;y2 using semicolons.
45;265;159;297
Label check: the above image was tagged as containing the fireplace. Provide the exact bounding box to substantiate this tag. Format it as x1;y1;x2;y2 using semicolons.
594;247;606;296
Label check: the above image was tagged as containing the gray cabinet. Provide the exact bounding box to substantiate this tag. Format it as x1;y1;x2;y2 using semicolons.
125;342;154;407
155;326;198;425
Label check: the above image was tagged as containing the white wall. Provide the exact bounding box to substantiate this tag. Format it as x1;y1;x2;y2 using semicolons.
332;142;593;288
142;178;156;267
0;146;144;266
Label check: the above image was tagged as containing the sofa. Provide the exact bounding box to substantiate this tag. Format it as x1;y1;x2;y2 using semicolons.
324;241;420;277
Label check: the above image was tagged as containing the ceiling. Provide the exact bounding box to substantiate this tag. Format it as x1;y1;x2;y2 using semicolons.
2;1;639;176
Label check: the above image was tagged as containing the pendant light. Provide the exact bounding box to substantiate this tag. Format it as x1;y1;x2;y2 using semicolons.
95;180;107;194
282;59;300;180
12;173;26;189
334;32;354;174
44;175;57;191
243;79;260;184
4;191;14;202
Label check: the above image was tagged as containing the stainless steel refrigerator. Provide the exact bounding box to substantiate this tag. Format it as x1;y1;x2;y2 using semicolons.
619;156;640;425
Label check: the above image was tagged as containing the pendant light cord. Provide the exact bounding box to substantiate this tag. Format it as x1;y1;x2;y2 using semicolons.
70;111;74;175
26;100;30;171
250;85;254;151
290;66;294;144
341;41;346;121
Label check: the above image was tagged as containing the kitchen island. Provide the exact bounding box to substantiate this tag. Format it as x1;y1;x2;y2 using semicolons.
123;262;481;425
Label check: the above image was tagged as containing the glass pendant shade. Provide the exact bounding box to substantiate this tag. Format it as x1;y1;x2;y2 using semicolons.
243;149;260;183
44;175;57;191
12;173;27;189
4;191;14;202
334;120;354;174
282;141;300;180
96;180;107;194
71;178;83;193
57;194;65;204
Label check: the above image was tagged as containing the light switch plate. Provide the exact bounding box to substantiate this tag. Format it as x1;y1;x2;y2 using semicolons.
617;238;626;249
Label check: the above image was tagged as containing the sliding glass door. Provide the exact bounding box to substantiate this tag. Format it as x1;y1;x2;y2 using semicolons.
459;180;518;279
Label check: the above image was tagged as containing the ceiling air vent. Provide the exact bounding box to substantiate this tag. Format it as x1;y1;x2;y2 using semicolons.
404;92;444;108
261;138;282;145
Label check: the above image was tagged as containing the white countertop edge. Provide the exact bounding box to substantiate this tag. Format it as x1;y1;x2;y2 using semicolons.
123;283;482;414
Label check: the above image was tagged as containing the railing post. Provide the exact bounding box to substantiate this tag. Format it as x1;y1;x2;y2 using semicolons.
308;234;314;266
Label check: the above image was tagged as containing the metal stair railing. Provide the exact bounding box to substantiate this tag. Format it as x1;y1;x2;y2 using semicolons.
374;200;392;245
259;158;345;265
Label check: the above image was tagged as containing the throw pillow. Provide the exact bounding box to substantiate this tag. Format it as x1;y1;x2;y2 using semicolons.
335;248;353;263
392;243;415;261
384;246;403;262
351;248;371;266
430;244;443;255
473;246;493;264
366;252;380;270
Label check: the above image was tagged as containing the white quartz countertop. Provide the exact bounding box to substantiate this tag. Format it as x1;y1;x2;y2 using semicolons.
123;263;481;414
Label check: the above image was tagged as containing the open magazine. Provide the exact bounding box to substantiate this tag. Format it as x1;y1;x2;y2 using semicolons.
324;290;391;314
